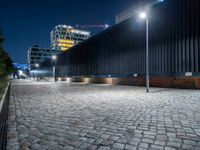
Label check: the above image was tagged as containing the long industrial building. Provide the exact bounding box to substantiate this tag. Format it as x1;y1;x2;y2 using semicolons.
39;0;200;88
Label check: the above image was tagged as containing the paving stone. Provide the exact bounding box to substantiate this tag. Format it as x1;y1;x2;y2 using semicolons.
167;133;176;138
98;146;111;150
63;145;74;150
87;144;98;150
143;134;155;139
156;135;168;141
183;139;196;145
125;144;137;150
164;147;176;150
79;142;91;149
101;140;114;146
20;143;29;150
108;136;120;141
139;142;149;149
182;144;194;150
86;138;96;144
151;144;164;150
116;138;128;144
112;143;125;149
154;140;166;146
142;138;154;144
144;131;156;136
168;138;182;143
94;138;104;145
100;134;110;139
167;142;181;148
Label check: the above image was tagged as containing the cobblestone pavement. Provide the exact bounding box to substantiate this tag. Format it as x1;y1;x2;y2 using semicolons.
7;80;200;150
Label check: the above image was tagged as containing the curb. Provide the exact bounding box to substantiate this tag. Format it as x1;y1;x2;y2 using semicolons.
6;82;19;150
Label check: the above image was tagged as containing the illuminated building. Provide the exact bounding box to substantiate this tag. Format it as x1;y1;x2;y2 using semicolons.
50;25;90;51
28;46;58;69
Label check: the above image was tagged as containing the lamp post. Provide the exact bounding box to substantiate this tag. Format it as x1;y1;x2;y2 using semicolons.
139;12;149;93
35;63;39;81
138;0;165;92
52;55;57;82
33;69;35;80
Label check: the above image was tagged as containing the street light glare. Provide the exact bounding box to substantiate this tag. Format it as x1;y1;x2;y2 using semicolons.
35;64;39;67
105;24;109;28
52;55;57;60
140;12;147;19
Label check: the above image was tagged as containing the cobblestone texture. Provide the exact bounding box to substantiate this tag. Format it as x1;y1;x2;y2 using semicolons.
7;80;200;149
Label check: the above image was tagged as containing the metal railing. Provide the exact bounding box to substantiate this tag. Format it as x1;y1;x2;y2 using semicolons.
0;82;10;150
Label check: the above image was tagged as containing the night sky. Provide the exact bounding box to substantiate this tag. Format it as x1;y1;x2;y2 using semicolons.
0;0;136;64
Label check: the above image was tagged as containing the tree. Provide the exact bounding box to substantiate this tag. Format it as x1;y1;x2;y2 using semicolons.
0;30;14;78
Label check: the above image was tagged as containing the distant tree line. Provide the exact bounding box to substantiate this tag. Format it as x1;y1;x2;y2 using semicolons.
0;30;14;78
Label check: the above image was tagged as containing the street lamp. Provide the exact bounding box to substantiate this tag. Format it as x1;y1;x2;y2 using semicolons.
52;55;57;82
138;0;165;92
52;55;56;60
35;63;39;81
140;12;147;19
139;11;149;93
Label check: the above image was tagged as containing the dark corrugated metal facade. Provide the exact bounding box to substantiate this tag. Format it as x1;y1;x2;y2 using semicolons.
46;0;200;78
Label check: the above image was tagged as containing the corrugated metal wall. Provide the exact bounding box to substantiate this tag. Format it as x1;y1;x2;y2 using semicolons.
54;0;200;78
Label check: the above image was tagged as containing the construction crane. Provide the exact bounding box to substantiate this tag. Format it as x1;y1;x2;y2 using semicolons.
75;24;110;30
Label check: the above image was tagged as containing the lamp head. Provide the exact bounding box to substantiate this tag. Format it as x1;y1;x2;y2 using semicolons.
139;12;147;19
52;55;57;60
105;24;109;28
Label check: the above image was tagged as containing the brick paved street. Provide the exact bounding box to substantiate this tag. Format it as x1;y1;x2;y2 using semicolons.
7;80;200;150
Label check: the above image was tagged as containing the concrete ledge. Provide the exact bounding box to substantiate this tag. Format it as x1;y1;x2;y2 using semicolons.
197;78;200;89
69;77;200;89
88;78;113;84
71;78;113;84
118;77;200;89
117;77;146;86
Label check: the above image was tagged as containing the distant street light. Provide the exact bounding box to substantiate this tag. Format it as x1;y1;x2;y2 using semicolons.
52;55;57;60
52;55;57;82
35;64;39;67
139;11;149;93
35;63;39;81
140;12;147;19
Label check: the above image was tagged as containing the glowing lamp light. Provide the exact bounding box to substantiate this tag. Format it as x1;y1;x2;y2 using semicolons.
52;55;57;60
139;12;147;19
105;24;109;28
35;64;39;67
